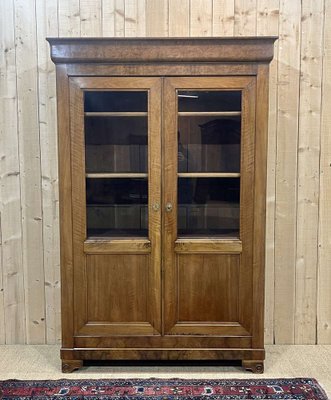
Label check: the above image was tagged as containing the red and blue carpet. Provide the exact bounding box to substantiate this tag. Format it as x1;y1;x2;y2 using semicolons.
0;378;328;399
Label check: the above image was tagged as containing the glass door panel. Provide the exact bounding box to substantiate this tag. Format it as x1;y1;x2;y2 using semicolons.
84;90;148;238
177;90;241;238
178;178;240;237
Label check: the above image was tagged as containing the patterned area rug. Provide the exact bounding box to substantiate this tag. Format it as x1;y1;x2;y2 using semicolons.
0;378;328;399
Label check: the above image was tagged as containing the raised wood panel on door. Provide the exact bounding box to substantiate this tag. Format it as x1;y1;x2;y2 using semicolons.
78;254;156;336
68;77;162;337
178;254;239;322
87;255;149;322
163;76;256;338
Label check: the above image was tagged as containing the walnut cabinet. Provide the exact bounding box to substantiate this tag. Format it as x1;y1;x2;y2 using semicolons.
47;37;276;373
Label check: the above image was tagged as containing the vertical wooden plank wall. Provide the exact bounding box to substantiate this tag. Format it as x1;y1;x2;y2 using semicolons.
0;0;330;345
295;0;324;344
14;0;45;344
318;0;331;344
0;0;25;344
36;0;61;345
274;0;301;344
256;0;279;345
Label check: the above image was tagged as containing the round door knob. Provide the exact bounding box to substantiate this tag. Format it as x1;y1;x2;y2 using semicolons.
166;202;173;212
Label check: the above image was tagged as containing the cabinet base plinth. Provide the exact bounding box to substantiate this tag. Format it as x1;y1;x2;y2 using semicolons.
61;348;265;369
242;360;264;373
62;360;83;373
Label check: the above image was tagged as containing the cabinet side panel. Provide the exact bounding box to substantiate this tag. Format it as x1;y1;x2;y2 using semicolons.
69;80;87;335
252;64;269;348
238;80;256;335
56;65;74;348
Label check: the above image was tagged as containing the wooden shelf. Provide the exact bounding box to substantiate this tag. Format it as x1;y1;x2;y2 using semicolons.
178;111;241;117
178;172;240;178
86;173;148;178
85;112;148;117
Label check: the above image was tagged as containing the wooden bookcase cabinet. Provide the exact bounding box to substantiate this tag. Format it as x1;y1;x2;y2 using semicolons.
47;37;276;373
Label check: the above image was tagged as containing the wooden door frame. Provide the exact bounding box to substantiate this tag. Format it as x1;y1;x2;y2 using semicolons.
162;76;257;337
68;76;162;336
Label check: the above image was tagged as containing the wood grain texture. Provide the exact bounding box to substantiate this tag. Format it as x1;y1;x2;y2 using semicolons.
177;254;239;322
318;0;331;345
256;0;279;345
62;348;265;361
36;0;61;344
47;37;276;64
169;0;189;37
252;64;268;348
234;0;257;36
162;75;256;343
80;0;102;37
102;0;125;37
162;77;177;335
190;0;212;36
68;76;162;339
213;0;234;36
86;255;149;323
0;0;330;346
84;239;151;254
274;0;301;344
74;336;252;348
146;0;168;37
66;63;258;77
56;65;74;348
125;0;146;37
0;0;25;344
295;0;324;344
174;239;242;254
69;78;88;336
238;78;256;339
114;0;125;37
58;0;80;37
56;13;79;359
101;0;115;36
15;0;46;344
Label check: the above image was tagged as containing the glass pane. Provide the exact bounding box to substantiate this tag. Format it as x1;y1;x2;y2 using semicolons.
178;90;241;112
85;117;147;173
178;117;241;173
84;91;147;112
84;90;149;238
86;178;148;237
178;178;240;237
177;90;241;238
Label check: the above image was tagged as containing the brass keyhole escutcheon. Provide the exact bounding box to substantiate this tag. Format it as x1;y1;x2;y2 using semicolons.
152;203;160;211
166;202;173;212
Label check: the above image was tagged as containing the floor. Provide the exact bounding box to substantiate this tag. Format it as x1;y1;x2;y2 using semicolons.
0;345;330;397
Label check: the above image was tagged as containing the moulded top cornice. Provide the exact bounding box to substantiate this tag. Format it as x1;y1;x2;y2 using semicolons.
46;36;277;64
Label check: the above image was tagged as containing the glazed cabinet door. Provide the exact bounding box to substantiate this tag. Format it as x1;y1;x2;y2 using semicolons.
69;77;162;337
163;77;256;338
